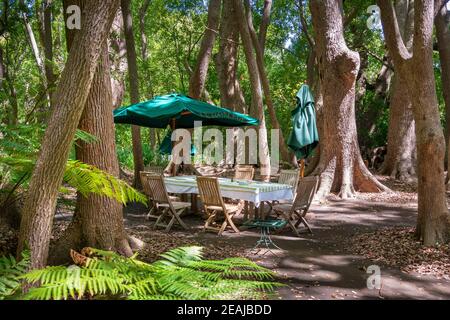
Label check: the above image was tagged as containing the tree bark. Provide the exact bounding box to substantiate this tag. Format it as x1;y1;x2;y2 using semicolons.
435;4;450;187
49;0;133;265
310;0;389;200
378;0;450;245
380;0;416;181
214;0;247;114
121;0;144;189
244;0;293;165
36;0;56;87
258;0;272;54
188;0;221;99
233;0;271;180
17;0;120;269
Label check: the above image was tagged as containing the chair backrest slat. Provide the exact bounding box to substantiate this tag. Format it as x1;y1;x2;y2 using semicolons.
146;174;170;204
278;170;300;194
234;166;255;181
293;176;319;210
197;176;225;209
144;166;165;175
140;171;154;198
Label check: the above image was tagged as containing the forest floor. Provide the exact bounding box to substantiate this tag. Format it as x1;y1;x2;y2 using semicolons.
115;175;450;300
37;175;450;300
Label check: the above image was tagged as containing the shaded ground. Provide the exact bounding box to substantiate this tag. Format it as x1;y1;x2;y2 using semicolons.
4;174;447;300
119;193;450;300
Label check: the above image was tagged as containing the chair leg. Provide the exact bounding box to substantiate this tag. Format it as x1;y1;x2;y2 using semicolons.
165;216;176;232
225;212;240;233
154;208;168;229
204;210;217;232
174;208;189;230
296;216;313;234
218;220;228;235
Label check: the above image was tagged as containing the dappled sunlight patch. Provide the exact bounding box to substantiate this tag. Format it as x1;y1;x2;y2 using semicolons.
348;227;450;280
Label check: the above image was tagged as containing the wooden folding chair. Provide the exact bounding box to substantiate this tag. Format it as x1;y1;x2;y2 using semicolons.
146;175;190;232
197;176;240;235
234;166;255;181
140;171;159;220
264;169;300;215
273;176;319;236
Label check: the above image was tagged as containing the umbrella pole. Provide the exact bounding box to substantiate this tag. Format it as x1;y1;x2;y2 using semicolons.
170;118;177;177
300;159;305;178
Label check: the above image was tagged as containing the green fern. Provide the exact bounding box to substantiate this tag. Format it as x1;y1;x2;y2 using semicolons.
0;124;147;206
18;246;280;300
0;250;30;300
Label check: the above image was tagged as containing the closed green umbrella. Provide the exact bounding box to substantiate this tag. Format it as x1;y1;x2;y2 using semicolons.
287;84;319;160
114;93;259;129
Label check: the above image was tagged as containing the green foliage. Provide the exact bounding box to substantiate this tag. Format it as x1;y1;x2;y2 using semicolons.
0;124;147;207
19;246;279;300
0;250;30;300
64;161;147;205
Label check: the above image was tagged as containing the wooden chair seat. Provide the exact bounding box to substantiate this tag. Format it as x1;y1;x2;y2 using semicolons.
158;201;191;210
204;203;239;213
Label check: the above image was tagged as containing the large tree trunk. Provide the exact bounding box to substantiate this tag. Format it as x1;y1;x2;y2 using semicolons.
234;0;271;180
381;73;416;180
244;0;293;165
17;0;120;269
121;0;144;189
379;0;450;245
380;0;416;181
49;0;133;265
310;0;388;200
435;4;450;187
214;0;247;114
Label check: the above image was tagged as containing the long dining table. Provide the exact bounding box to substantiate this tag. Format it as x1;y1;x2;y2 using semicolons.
164;175;294;219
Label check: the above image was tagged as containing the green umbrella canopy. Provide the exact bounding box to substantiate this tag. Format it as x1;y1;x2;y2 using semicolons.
114;93;259;129
287;85;319;160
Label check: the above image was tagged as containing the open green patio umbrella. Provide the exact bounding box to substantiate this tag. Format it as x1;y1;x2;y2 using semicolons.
287;84;319;161
114;93;259;129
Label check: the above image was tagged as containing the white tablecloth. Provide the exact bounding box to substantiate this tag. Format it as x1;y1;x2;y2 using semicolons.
164;176;294;207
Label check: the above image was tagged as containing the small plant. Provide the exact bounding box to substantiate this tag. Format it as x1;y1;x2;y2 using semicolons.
17;246;279;300
0;250;30;300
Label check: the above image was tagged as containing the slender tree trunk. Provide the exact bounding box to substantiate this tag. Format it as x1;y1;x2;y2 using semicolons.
139;0;152;61
310;0;389;200
258;0;272;54
121;0;144;189
17;0;120;269
378;0;450;245
381;0;416;181
138;0;156;149
49;0;133;264
188;0;221;99
0;47;18;125
234;0;271;180
37;0;56;87
244;0;292;165
435;4;450;187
